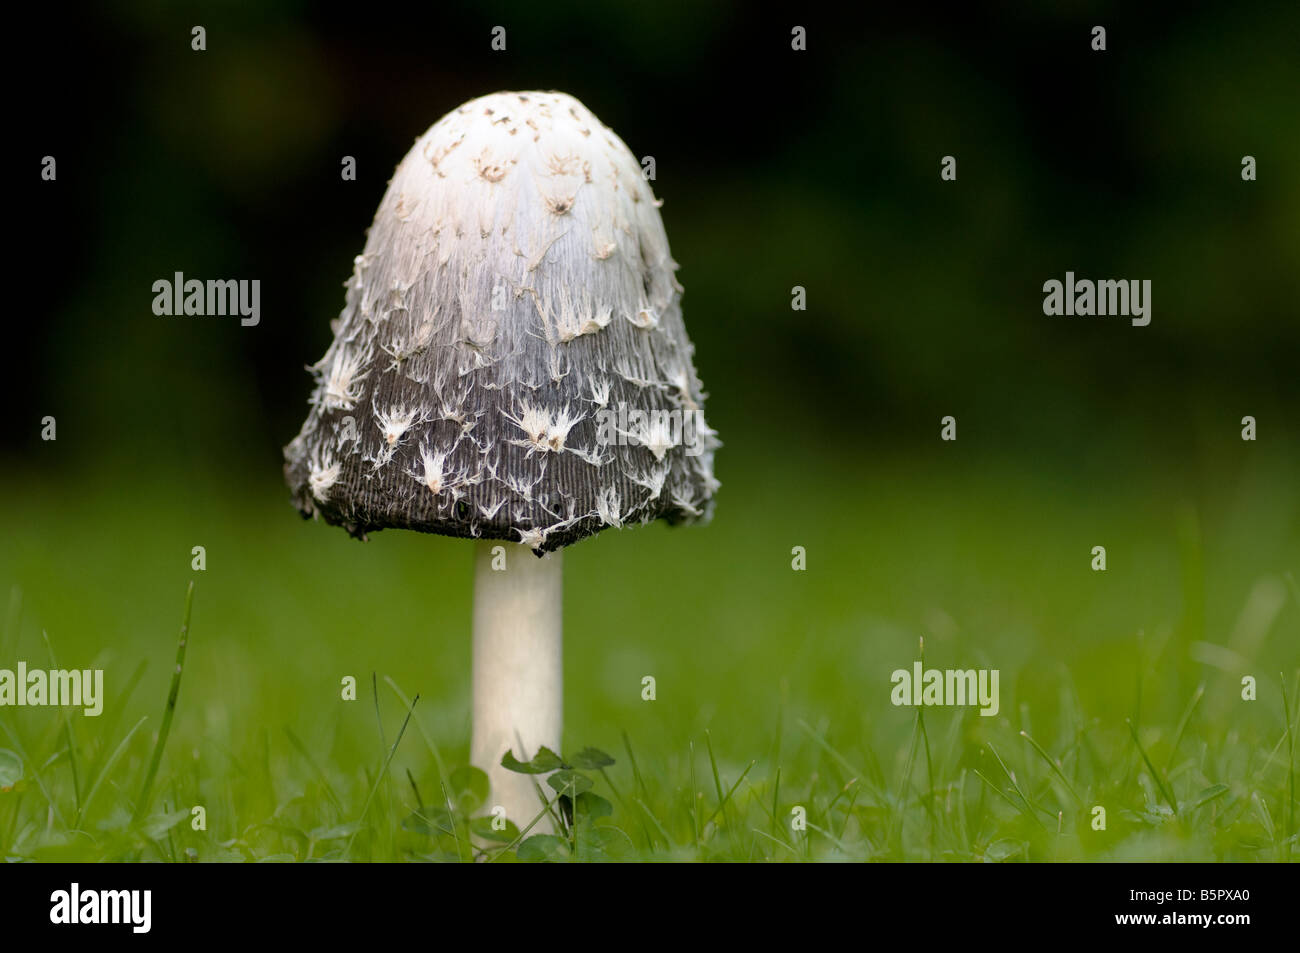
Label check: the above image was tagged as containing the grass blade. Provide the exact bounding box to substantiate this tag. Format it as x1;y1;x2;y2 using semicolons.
1164;683;1205;774
41;629;81;815
1282;672;1295;861
79;716;148;827
345;692;419;858
1126;718;1178;814
284;727;344;814
1019;730;1082;804
133;581;194;823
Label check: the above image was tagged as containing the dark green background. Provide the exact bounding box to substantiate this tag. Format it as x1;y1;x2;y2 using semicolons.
11;1;1298;472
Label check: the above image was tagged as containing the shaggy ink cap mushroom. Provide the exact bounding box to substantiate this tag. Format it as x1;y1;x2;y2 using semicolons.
284;91;719;553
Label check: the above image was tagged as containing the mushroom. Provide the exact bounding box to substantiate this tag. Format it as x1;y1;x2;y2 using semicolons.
283;91;719;827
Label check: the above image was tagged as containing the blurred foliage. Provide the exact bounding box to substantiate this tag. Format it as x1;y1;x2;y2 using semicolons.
10;1;1299;472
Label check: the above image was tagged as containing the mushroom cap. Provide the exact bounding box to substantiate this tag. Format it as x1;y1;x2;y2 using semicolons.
284;91;719;553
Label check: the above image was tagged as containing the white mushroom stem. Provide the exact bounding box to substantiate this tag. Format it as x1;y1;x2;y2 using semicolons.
471;541;563;830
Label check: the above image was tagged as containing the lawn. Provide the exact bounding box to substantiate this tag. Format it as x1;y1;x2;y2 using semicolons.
1;438;1296;861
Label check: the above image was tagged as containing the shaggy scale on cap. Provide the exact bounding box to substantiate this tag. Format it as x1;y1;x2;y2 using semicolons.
284;91;719;553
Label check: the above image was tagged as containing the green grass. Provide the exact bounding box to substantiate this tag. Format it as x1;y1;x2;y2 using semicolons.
1;441;1297;861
